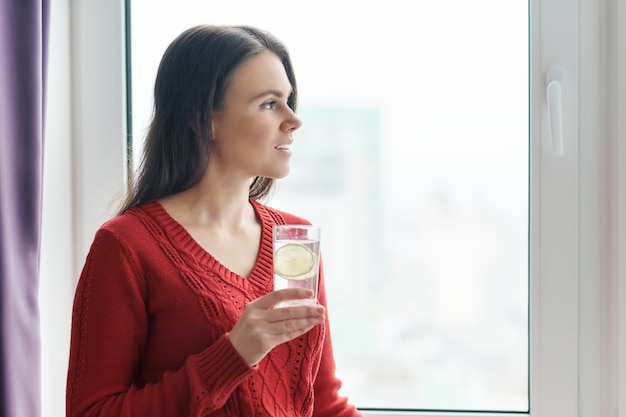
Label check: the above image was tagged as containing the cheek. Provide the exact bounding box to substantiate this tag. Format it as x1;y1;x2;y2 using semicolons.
223;116;259;141
214;113;270;154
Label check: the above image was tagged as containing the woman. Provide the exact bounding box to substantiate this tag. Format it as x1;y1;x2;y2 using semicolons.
66;25;362;417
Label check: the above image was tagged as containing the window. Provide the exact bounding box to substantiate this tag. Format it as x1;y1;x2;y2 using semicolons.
129;0;528;412
40;0;626;416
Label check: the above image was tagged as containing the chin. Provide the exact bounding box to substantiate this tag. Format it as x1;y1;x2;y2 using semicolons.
273;171;290;180
268;166;290;179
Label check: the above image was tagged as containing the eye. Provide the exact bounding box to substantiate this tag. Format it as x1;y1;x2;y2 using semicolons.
261;100;277;110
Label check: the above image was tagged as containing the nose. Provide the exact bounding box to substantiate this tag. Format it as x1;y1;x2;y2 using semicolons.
281;107;303;132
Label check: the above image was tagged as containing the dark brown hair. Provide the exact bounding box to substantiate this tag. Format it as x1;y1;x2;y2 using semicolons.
118;25;298;214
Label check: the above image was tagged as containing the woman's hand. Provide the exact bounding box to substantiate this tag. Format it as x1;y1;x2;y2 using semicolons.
228;288;325;366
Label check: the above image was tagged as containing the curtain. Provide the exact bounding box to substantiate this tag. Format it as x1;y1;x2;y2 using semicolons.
0;0;49;416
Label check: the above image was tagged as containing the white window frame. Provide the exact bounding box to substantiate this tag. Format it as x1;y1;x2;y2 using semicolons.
40;0;626;416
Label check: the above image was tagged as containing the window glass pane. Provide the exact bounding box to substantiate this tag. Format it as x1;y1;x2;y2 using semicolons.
130;0;529;411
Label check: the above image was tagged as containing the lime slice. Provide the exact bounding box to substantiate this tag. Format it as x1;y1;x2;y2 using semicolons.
274;243;317;280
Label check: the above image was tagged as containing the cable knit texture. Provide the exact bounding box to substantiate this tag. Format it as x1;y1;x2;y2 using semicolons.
66;199;361;417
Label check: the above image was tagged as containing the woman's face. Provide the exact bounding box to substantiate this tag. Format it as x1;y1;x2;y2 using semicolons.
210;51;302;181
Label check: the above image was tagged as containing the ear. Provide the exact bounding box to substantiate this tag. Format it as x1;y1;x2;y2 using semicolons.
208;121;216;141
210;110;223;141
189;111;206;139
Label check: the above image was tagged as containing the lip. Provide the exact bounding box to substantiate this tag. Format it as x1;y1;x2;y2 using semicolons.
275;139;293;154
275;145;292;157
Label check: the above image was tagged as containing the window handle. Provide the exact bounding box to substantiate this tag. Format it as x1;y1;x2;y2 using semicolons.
546;68;565;157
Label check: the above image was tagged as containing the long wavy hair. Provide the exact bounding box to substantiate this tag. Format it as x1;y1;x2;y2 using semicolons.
118;25;298;214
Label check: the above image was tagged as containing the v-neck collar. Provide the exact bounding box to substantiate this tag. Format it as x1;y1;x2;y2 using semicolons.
140;198;275;293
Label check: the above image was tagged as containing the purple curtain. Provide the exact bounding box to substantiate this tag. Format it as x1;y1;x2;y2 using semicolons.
0;0;49;416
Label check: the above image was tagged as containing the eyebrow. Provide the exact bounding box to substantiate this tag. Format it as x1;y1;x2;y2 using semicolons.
252;88;293;101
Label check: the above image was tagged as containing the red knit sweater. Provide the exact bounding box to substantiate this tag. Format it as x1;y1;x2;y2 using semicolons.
66;199;361;417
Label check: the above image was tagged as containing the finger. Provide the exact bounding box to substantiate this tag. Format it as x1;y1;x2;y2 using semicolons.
268;304;325;324
279;324;318;343
267;316;323;339
264;311;325;338
251;288;314;310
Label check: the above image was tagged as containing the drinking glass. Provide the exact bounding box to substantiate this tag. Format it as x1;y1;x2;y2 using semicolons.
272;225;321;307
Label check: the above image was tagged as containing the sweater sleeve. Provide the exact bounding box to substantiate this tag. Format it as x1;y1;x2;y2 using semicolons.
312;262;363;417
66;227;254;417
